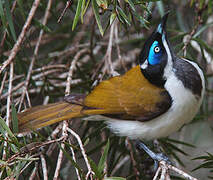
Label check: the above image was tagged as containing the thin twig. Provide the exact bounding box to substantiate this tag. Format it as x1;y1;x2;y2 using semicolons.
65;48;89;95
111;156;130;175
114;18;127;71
0;71;7;97
53;123;68;179
126;139;140;180
153;166;161;180
103;19;119;76
182;5;204;56
0;0;41;74
58;0;72;23
2;62;14;165
29;162;38;180
67;128;94;180
69;139;81;180
168;163;198;180
40;154;48;180
6;62;13;126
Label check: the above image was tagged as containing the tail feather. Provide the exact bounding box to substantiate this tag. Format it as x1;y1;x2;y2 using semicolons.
18;102;83;132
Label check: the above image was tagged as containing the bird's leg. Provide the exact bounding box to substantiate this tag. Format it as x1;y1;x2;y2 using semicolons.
135;140;171;170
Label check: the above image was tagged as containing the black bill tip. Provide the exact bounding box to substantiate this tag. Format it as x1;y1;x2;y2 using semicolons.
156;12;170;34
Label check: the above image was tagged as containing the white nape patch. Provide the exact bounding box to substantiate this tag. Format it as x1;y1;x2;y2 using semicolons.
106;59;205;140
162;35;173;79
140;59;148;69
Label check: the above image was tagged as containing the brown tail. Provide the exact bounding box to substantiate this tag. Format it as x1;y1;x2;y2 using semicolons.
18;102;83;133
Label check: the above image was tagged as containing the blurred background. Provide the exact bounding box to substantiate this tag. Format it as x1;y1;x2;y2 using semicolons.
0;0;213;179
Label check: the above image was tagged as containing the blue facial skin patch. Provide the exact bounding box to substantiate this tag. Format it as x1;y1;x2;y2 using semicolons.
148;41;162;65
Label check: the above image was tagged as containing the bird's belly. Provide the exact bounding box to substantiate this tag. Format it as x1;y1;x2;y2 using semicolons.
107;94;200;140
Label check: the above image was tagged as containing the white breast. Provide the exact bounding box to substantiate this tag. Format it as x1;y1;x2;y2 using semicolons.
106;59;205;140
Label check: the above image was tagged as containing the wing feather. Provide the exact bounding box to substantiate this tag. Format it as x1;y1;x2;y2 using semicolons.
83;65;172;121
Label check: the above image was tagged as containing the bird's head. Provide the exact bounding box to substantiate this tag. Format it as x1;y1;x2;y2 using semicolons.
139;13;174;87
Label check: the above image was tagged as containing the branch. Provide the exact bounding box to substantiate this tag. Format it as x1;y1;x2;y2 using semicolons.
153;160;198;180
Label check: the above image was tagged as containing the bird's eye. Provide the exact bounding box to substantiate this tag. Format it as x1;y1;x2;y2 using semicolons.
154;46;160;53
147;41;163;66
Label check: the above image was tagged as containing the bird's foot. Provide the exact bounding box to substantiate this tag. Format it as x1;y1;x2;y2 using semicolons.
135;140;171;171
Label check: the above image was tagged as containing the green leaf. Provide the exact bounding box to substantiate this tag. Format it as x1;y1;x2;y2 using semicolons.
166;138;195;148
81;0;91;23
98;139;110;173
92;0;104;36
5;0;17;42
11;104;19;133
81;0;86;22
208;0;213;14
192;38;213;55
0;116;19;146
125;0;136;11
72;0;84;31
199;0;205;9
88;157;102;178
0;0;7;28
110;12;116;25
33;19;51;32
116;6;131;26
193;22;213;38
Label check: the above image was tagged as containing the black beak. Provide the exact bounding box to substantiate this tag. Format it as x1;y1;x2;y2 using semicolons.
156;12;169;34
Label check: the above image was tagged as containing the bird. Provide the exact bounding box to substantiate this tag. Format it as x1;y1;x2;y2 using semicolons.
17;13;205;163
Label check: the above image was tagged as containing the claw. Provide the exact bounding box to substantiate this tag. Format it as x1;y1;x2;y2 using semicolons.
136;140;172;170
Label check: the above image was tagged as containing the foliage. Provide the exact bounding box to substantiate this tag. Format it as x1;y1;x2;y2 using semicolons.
193;152;213;179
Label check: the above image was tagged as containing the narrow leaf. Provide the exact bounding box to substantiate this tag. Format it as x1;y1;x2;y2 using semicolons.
81;0;86;22
98;139;110;172
88;157;102;178
92;0;104;36
110;12;116;25
33;19;51;32
0;0;6;27
125;0;136;11
116;6;131;26
5;0;17;41
82;0;90;21
72;0;84;30
0;116;19;146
